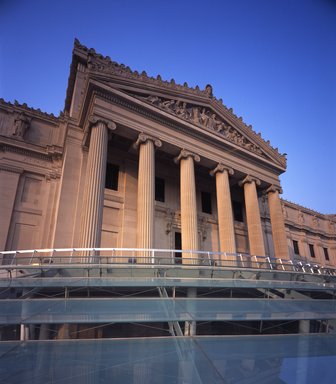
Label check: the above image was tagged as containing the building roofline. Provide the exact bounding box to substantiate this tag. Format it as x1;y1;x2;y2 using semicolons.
0;98;59;122
64;39;287;167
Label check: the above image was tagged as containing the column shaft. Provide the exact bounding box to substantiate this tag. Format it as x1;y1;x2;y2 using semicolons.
268;188;289;259
80;121;108;249
180;155;198;263
136;139;155;252
215;169;236;254
242;179;266;256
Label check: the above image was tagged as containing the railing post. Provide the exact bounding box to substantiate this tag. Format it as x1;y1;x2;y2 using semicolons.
266;257;273;270
28;250;35;265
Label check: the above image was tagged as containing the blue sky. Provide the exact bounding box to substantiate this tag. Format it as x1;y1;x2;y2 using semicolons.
1;0;335;213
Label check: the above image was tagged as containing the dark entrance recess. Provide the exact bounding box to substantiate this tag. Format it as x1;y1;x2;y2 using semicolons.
174;232;182;264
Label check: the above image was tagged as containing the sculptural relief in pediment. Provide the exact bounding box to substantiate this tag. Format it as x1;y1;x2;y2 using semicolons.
142;95;265;157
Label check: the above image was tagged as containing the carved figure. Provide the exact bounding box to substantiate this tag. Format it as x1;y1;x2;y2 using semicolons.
191;107;200;125
298;211;305;224
200;108;209;126
12;114;31;139
146;95;160;106
207;113;218;130
215;121;226;133
161;99;175;111
142;94;266;159
176;102;190;119
312;216;319;227
205;84;213;98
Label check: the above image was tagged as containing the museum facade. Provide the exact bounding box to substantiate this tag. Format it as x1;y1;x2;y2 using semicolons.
0;39;335;266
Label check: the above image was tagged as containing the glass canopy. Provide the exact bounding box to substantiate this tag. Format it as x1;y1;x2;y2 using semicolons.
1;334;336;384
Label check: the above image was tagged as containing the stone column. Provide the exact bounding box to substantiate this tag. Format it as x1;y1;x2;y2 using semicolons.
134;133;162;262
239;175;266;256
80;117;116;253
210;164;236;261
267;185;289;259
174;150;200;264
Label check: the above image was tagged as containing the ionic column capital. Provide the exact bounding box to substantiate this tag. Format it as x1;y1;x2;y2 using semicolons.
134;133;162;149
174;149;200;164
88;115;117;131
238;175;261;187
210;163;234;177
265;184;283;195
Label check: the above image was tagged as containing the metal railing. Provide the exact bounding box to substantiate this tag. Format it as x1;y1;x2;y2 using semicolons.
0;247;335;277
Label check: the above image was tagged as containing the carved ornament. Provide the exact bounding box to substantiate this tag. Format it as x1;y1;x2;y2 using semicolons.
238;175;261;188
199;216;209;241
265;184;283;195
174;149;200;164
88;115;117;131
134;133;162;149
312;215;319;227
143;95;265;157
210;163;234;177
11;112;31;139
298;211;305;224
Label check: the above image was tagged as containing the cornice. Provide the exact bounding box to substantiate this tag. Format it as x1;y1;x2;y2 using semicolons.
91;88;285;175
281;198;335;219
283;220;336;240
0;143;53;163
72;39;286;166
0;98;59;123
0;164;24;174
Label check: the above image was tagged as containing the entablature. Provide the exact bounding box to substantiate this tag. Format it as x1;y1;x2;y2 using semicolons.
76;80;285;189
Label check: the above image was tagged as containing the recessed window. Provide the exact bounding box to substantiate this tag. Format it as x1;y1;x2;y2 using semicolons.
155;177;165;202
293;240;300;255
174;232;182;264
105;163;119;191
309;244;315;258
232;201;244;222
201;192;212;214
323;247;330;261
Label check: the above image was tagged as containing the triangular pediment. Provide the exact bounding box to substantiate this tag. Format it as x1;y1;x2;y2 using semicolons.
138;94;266;156
68;39;287;169
117;90;286;168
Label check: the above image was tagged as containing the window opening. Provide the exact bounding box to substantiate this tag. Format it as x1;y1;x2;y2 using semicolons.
201;192;212;214
155;177;165;202
105;163;119;191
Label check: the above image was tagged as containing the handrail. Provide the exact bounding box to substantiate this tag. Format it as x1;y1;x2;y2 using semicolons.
0;247;335;277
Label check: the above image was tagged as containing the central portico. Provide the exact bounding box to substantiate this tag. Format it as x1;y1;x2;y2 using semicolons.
54;39;289;263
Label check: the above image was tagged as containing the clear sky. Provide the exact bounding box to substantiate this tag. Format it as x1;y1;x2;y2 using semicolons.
1;0;335;214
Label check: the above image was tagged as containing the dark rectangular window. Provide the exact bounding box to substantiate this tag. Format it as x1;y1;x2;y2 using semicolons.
174;232;182;264
309;244;315;258
323;247;330;261
105;163;119;190
232;201;244;222
293;240;300;255
201;192;212;214
155;177;165;202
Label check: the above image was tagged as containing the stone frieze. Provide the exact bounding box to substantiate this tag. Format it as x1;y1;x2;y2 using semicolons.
143;95;265;157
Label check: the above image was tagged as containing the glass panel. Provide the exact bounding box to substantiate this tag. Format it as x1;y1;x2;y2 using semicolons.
1;298;336;324
1;334;336;383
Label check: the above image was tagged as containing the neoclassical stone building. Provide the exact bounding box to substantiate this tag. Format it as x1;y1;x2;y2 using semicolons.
0;39;335;267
